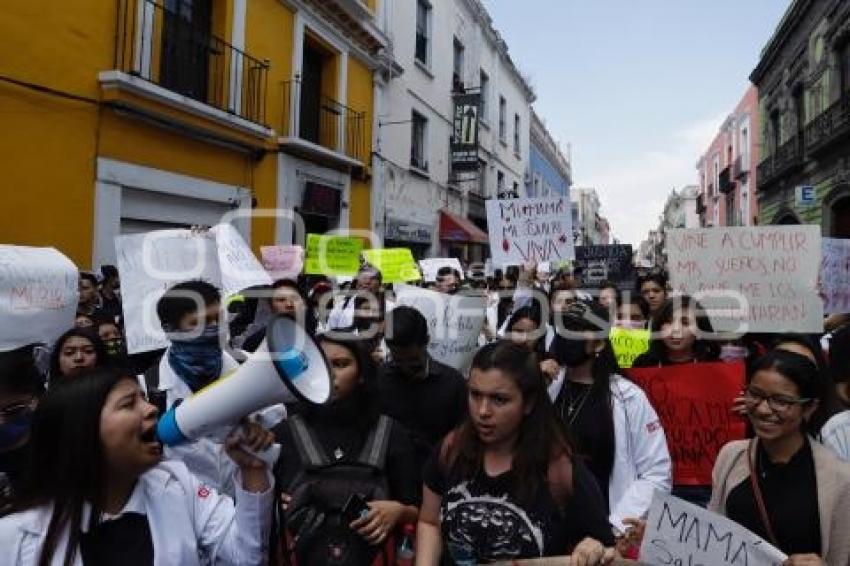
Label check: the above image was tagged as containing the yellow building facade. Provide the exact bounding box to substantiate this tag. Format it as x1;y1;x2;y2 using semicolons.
0;0;384;269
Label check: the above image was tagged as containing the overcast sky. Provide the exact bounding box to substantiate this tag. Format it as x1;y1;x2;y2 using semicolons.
482;0;792;246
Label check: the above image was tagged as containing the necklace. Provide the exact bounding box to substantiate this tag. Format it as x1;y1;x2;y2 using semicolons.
560;382;593;425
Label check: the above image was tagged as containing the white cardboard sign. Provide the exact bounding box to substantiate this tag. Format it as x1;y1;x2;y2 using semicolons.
820;237;850;315
0;246;78;351
485;196;574;267
418;258;465;282
211;224;273;297
116;226;270;354
666;226;823;333
393;284;486;375
640;491;786;566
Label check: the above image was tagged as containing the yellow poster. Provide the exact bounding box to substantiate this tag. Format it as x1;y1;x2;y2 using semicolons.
362;248;422;283
609;327;650;369
304;234;363;276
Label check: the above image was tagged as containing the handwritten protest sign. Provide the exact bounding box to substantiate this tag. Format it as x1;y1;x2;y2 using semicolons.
304;234;363;276
485;196;574;267
609;327;650;369
666;226;823;333
394;284;486;374
575;244;635;290
362;248;421;283
211;224;272;298
260;245;304;280
640;491;786;566
0;246;78;350
116;230;220;354
820;237;850;314
627;362;746;485
419;258;465;282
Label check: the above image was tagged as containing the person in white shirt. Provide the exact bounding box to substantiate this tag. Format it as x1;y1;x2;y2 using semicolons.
822;325;850;461
548;300;671;541
142;281;279;496
327;266;386;330
0;367;273;565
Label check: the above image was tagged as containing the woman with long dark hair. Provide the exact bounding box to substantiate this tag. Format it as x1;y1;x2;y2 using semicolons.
48;328;107;386
549;300;671;541
274;334;419;565
710;350;850;565
632;295;720;367
0;367;273;565
416;341;615;564
504;305;547;357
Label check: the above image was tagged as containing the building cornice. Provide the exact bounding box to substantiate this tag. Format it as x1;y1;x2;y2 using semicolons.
750;0;813;85
456;0;536;103
282;0;387;68
530;109;571;182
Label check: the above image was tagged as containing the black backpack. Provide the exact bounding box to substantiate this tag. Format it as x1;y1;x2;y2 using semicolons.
284;413;393;566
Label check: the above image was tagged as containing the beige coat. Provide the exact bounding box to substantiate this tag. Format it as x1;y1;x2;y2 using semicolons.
709;439;850;566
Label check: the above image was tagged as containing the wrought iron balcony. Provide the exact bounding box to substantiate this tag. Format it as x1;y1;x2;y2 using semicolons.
281;79;367;164
757;135;803;190
114;0;269;126
732;154;749;179
804;95;850;157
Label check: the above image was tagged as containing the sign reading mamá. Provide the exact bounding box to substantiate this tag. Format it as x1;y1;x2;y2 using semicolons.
486;196;574;267
639;491;786;566
451;92;481;172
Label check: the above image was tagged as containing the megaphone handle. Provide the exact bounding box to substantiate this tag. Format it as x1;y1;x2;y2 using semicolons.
240;442;281;468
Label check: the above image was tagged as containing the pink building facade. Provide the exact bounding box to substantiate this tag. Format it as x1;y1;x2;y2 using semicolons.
696;86;760;227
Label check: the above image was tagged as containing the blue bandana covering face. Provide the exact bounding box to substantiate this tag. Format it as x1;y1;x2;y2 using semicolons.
167;324;224;392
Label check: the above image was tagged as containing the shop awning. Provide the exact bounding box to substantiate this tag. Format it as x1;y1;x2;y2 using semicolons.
439;208;490;244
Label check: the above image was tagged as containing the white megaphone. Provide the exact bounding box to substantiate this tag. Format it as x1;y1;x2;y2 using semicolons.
157;315;333;446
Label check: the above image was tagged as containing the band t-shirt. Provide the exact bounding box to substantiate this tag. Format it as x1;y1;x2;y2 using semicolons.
423;452;614;563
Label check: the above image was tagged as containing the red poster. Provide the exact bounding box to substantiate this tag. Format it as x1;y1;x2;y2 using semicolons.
626;362;747;486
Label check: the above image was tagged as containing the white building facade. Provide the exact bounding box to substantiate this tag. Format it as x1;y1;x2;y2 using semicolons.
372;0;535;261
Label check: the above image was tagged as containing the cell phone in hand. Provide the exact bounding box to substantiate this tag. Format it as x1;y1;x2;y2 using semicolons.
342;493;370;524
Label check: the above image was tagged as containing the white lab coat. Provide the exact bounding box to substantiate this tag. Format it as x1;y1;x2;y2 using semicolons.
822;410;850;462
549;374;672;533
141;350;286;497
0;460;273;566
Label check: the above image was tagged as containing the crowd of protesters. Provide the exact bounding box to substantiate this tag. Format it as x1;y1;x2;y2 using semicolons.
0;254;849;566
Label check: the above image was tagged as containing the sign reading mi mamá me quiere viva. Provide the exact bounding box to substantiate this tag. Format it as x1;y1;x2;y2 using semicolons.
666;226;823;333
486;196;574;267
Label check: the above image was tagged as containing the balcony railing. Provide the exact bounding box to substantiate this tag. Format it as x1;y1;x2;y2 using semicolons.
732;154;749;179
114;0;269;126
757;135;803;189
718;165;735;194
804;95;850;156
281;79;366;163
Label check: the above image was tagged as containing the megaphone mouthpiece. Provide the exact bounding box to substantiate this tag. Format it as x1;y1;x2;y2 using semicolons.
156;315;333;446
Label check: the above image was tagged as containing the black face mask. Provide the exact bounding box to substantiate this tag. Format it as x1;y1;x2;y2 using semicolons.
558;338;592;368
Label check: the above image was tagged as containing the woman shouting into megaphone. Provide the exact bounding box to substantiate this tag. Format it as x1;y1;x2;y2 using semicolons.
0;367;273;565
